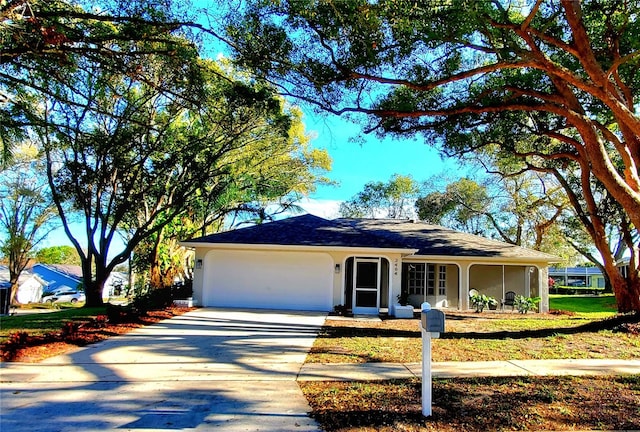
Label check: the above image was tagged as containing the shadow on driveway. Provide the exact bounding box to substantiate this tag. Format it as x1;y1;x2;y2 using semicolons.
1;308;326;432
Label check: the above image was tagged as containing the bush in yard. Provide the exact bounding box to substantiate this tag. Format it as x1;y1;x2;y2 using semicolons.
104;287;174;324
172;279;193;300
470;294;497;313
515;295;540;314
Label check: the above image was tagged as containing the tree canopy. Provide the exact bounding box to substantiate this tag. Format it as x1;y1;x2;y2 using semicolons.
0;0;207;163
339;174;420;219
223;0;640;312
32;52;329;306
1;0;332;307
130;95;331;291
416;172;580;264
35;245;80;265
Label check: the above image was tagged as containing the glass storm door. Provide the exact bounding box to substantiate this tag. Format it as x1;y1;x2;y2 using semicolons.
352;258;380;315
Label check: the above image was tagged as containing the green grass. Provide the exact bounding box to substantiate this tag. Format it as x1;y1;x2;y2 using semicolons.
0;306;106;342
549;293;618;317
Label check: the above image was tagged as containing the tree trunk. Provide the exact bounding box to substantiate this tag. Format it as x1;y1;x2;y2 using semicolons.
149;263;163;289
604;259;640;313
82;259;105;307
84;281;105;307
9;278;20;306
84;279;105;307
8;249;29;306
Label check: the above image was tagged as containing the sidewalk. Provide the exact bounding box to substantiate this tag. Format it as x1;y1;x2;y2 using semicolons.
297;358;640;381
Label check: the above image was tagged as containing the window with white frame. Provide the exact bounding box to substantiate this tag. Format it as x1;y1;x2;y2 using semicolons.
438;265;447;295
427;264;435;295
406;263;425;295
403;263;442;297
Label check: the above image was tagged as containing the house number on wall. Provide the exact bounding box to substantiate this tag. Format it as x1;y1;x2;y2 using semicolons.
394;258;398;275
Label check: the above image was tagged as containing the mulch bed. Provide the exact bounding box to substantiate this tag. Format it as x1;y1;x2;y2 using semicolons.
1;307;193;363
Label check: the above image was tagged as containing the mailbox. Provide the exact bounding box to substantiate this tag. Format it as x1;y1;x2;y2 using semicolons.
421;309;445;334
420;304;445;417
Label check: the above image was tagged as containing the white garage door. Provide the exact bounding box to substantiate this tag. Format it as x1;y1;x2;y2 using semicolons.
203;249;333;311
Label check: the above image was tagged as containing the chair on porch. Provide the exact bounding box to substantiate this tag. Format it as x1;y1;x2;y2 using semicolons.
501;291;516;311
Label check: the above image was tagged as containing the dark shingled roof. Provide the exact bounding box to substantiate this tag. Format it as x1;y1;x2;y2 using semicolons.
184;214;408;249
185;214;557;261
336;218;556;260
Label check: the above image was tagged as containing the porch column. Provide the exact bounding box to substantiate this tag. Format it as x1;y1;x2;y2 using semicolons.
538;266;549;313
389;255;402;316
459;262;472;310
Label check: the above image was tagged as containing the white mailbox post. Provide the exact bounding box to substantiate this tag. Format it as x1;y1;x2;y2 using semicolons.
420;302;445;417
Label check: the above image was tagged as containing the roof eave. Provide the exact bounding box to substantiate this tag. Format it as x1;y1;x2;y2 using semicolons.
180;241;418;255
405;253;561;265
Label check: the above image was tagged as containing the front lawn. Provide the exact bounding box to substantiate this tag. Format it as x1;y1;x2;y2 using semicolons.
549;293;618;316
307;295;639;363
303;295;640;431
0;306;191;362
0;306;105;342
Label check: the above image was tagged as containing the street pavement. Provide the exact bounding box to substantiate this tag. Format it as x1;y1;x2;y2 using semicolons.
2;308;640;432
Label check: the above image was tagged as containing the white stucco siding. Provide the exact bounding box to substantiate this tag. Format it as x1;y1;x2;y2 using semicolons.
202;249;334;311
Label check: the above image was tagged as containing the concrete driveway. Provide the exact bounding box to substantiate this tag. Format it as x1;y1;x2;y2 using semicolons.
0;308;327;431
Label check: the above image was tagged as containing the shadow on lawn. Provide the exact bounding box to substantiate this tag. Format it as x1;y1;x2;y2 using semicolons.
319;314;639;341
441;313;640;340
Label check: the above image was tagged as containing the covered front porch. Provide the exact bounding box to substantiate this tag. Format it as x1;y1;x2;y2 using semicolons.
397;258;550;314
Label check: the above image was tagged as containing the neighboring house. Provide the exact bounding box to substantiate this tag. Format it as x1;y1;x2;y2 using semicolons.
31;263;83;295
106;272;128;297
0;265;47;304
182;214;558;316
549;266;606;292
31;264;127;300
617;257;632;279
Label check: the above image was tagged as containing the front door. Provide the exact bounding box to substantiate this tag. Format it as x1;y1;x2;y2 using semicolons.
352;258;380;315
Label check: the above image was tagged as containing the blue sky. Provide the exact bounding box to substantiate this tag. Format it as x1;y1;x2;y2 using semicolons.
295;111;463;218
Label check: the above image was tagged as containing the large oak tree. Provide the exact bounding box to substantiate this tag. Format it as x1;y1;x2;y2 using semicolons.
223;0;640;312
35;54;329;306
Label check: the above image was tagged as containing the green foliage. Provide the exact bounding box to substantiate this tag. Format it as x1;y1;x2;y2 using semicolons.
339;174;420;219
0;143;58;303
0;0;201;165
130;288;174;314
129;71;331;289
35;246;80;265
397;291;409;306
0;0;212;306
514;295;541;314
470;293;497;313
416;177;491;234
25;39;330;305
416;169;578;261
106;283;191;323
